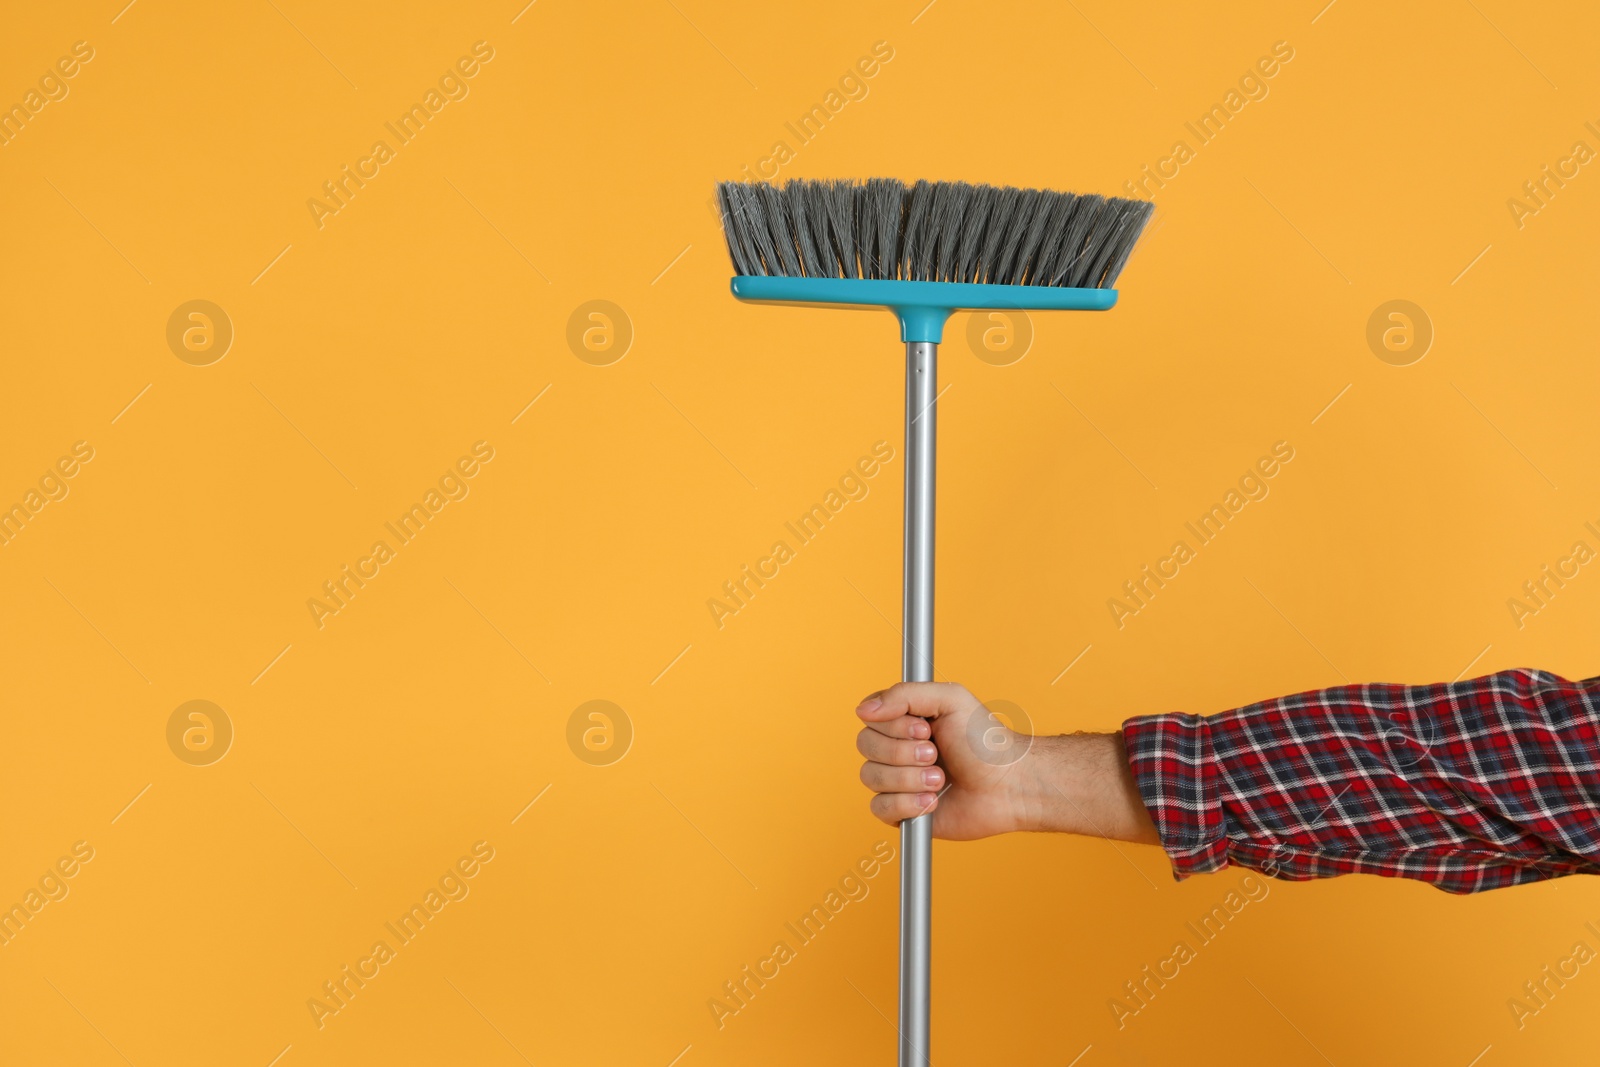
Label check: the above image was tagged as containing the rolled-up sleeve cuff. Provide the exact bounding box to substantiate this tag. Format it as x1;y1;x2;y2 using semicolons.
1121;712;1230;881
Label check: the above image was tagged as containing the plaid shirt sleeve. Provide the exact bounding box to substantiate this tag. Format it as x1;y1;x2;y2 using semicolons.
1121;668;1600;894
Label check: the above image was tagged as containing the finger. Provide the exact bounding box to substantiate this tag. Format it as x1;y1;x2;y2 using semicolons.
856;681;974;723
869;790;940;826
855;729;938;766
863;714;932;741
860;761;944;794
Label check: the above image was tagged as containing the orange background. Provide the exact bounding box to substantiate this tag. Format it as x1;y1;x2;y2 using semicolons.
3;1;1599;1064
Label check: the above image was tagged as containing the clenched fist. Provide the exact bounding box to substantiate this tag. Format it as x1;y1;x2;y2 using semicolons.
854;681;1161;846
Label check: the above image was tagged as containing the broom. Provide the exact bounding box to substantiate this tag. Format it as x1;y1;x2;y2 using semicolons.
716;178;1153;1067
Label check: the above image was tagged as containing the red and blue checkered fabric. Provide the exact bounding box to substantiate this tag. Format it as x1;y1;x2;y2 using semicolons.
1121;669;1600;894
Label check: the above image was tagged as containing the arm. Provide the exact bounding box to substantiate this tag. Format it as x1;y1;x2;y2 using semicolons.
857;671;1600;893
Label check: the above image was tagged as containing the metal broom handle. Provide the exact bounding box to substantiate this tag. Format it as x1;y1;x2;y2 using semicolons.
900;340;936;1067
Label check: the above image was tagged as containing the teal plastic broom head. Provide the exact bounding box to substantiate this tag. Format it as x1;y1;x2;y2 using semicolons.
719;178;1151;343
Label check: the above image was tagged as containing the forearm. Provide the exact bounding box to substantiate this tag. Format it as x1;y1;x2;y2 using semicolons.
1009;733;1161;845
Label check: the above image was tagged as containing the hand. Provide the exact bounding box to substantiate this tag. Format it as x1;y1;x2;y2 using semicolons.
854;681;1163;845
854;681;1034;841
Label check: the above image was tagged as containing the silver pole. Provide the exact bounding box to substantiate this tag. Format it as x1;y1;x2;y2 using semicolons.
899;340;936;1067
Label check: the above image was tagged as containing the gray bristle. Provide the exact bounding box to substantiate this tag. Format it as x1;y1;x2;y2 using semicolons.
716;184;754;276
785;181;822;279
800;181;835;276
994;188;1045;285
715;178;1154;288
932;183;968;283
976;187;1020;284
1055;194;1108;287
954;185;994;283
821;180;855;276
901;180;934;282
867;178;905;281
1029;193;1078;285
